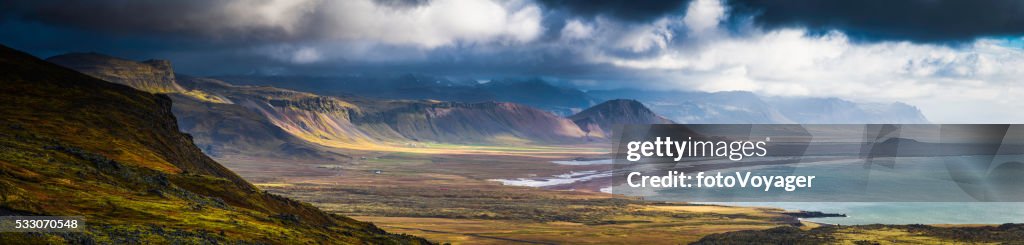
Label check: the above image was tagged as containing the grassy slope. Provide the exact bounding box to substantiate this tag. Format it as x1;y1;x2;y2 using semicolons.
0;45;428;244
693;224;1024;244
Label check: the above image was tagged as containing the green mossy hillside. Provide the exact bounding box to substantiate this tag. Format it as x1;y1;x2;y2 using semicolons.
0;44;430;244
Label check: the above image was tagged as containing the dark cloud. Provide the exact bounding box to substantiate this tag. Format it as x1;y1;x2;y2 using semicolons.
5;0;1024;81
372;0;431;8
728;0;1024;43
1;0;308;42
537;0;690;22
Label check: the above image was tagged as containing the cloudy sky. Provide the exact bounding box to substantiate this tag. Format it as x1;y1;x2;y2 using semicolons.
3;0;1024;123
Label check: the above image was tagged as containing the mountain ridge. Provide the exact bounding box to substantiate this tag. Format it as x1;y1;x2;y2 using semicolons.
51;54;598;149
589;89;928;124
47;52;186;94
47;53;339;161
214;75;597;116
214;75;928;124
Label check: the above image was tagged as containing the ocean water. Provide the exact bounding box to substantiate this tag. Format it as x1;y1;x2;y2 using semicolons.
675;156;1024;224
495;156;1024;224
550;159;614;165
712;202;1024;225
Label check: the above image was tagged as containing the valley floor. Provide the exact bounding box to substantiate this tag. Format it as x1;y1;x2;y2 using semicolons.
217;145;1020;244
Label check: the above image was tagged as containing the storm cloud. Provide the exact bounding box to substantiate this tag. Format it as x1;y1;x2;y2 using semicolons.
3;0;1024;123
728;0;1024;43
3;0;544;47
537;0;690;22
7;0;1024;44
3;0;314;41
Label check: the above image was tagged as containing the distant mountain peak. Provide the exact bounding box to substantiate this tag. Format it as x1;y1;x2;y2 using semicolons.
569;99;674;138
589;89;928;124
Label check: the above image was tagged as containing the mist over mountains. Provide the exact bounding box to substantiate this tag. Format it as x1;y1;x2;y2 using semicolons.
588;89;929;124
764;97;928;124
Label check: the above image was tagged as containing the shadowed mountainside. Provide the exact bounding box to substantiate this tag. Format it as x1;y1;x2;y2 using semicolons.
479;78;595;116
47;53;186;94
51;53;597;148
216;75;928;124
352;100;590;144
569;99;675;138
0;45;428;244
214;75;597;116
47;54;334;161
187;76;592;146
168;93;346;160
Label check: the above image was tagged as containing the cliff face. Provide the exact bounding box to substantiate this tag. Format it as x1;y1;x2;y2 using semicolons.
170;93;345;160
213;75;598;116
185;76;594;145
177;76;382;149
354;101;591;144
50;52;596;149
0;45;427;244
46;53;185;94
197;82;591;147
569;99;675;138
47;57;335;160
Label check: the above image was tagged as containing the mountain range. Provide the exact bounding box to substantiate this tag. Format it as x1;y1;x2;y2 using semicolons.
0;45;426;243
47;54;605;159
215;75;596;116
588;89;928;124
216;75;928;124
45;52;928;163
